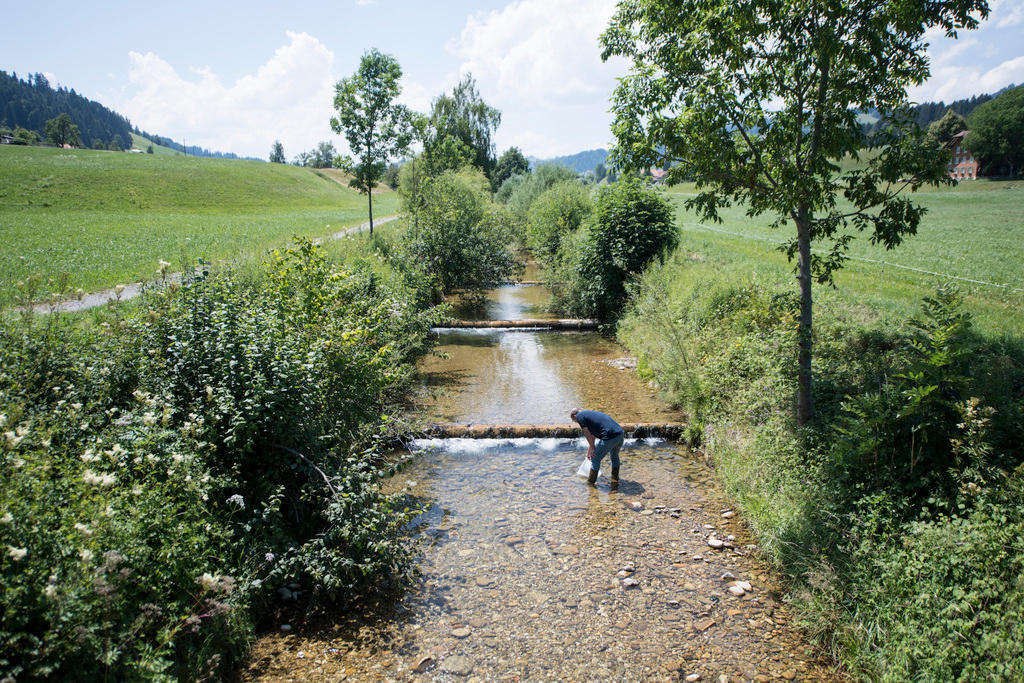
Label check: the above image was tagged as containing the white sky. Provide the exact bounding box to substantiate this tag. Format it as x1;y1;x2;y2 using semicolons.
3;0;1022;160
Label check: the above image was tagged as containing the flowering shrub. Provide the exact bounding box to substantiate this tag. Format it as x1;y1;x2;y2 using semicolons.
0;239;440;679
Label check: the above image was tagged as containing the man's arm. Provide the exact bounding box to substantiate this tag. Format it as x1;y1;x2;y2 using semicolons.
582;426;596;460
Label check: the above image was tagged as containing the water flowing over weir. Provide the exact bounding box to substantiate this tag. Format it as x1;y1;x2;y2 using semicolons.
242;278;837;681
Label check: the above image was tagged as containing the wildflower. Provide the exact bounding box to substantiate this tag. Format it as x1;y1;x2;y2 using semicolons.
109;444;125;456
104;506;114;517
75;287;85;299
45;584;58;599
74;523;93;537
8;546;27;561
142;412;157;427
4;431;24;449
0;414;6;427
171;453;184;464
227;494;245;509
114;284;126;295
70;402;82;411
83;470;115;487
80;549;93;562
0;513;12;525
146;454;159;464
41;438;51;448
205;386;214;401
81;449;100;463
264;552;275;562
198;572;219;592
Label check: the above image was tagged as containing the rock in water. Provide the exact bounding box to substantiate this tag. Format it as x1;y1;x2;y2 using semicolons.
442;655;474;676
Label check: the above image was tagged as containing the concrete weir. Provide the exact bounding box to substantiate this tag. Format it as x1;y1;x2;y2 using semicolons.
438;318;599;330
421;423;688;441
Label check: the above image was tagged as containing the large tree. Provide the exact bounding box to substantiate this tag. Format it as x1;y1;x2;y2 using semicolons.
44;113;80;147
965;85;1024;177
424;75;501;179
331;49;416;234
601;0;986;425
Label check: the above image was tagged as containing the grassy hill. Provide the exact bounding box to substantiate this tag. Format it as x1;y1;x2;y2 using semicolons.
0;145;398;307
665;179;1024;335
129;132;179;156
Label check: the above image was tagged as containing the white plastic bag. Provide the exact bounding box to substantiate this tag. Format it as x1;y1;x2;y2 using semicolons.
576;458;602;478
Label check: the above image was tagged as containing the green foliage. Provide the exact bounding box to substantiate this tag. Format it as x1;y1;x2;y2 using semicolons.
13;126;39;145
601;0;985;423
0;239;439;679
331;48;416;229
423;75;501;179
492;146;530;193
552;178;676;322
926;109;968;148
44;113;80;147
965;85;1024;177
404;169;520;296
618;248;1024;679
525;181;592;264
146;144;154;155
269;139;285;163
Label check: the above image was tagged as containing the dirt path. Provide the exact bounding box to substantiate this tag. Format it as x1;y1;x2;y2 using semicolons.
31;215;399;314
240;441;841;682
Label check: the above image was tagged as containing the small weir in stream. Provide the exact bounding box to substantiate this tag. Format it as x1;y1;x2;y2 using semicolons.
242;275;837;681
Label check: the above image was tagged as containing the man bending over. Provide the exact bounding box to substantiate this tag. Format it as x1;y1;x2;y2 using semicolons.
570;408;624;486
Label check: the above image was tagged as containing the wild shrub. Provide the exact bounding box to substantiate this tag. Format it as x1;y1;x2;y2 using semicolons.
551;178;676;322
525;181;592;265
0;240;440;679
404;169;520;298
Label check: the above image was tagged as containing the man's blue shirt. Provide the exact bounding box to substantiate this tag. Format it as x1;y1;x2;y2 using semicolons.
576;410;623;440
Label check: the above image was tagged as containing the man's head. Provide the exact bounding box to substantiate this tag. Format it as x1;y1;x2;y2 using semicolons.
570;408;580;423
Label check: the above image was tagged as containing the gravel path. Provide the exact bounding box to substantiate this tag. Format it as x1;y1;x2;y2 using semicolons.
31;215;399;314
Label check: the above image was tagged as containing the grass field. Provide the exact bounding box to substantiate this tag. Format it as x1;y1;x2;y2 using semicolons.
129;132;180;155
0;145;399;307
665;179;1024;336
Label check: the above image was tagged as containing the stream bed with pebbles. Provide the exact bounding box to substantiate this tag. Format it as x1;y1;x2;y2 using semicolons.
240;438;838;682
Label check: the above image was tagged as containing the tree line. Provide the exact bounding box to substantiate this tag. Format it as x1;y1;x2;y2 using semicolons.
0;71;133;149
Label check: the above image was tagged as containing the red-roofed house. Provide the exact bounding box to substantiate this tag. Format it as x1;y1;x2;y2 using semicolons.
945;130;979;180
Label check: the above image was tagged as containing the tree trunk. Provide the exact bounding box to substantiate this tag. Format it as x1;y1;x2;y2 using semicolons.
795;211;814;425
368;189;374;236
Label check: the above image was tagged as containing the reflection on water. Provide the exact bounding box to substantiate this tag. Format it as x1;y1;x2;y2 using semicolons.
449;283;556;322
243;439;831;681
418;329;677;424
241;280;833;681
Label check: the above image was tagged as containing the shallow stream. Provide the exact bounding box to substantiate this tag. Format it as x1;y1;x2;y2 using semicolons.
242;281;837;681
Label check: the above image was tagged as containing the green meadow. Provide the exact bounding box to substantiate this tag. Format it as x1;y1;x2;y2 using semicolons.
0;145;398;307
666;180;1024;336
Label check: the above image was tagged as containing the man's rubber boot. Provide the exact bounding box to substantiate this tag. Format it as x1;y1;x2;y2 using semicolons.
611;466;620;481
587;468;598;485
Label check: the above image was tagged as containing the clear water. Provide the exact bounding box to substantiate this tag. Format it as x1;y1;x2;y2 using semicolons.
242;283;835;681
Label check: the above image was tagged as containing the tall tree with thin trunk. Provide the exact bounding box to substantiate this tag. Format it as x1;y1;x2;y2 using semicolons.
331;49;416;235
601;0;987;425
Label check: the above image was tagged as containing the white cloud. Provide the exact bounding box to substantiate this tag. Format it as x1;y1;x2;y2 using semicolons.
449;0;625;108
118;31;338;159
913;54;1024;103
991;0;1024;27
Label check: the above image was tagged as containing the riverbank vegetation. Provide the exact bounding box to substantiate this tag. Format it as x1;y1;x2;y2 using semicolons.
600;0;1022;678
619;246;1023;679
0;235;443;680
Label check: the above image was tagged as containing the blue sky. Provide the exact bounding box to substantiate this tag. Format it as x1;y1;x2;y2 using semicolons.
3;0;1023;160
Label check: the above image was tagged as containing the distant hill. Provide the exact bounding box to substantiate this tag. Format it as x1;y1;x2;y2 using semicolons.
531;148;608;174
1;69;257;159
1;70;133;149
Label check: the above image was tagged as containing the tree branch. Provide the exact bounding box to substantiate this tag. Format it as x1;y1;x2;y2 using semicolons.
271;443;337;496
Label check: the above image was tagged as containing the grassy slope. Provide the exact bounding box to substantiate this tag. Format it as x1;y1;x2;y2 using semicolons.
129;132;179;155
665;179;1024;336
0;145;399;306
